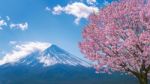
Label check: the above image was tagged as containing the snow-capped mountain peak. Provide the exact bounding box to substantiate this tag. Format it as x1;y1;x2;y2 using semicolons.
37;45;91;67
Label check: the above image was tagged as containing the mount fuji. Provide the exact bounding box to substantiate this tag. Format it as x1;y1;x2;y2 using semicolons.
0;44;137;84
11;44;91;67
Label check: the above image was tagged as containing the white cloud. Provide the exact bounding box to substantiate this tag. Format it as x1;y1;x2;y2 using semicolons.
0;16;28;31
10;22;28;31
45;6;51;11
0;19;7;30
0;42;51;65
51;2;99;24
87;0;96;5
51;5;63;15
0;20;7;26
9;41;17;45
6;16;10;21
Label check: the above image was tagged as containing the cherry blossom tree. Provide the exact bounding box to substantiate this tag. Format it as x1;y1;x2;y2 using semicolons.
79;0;150;84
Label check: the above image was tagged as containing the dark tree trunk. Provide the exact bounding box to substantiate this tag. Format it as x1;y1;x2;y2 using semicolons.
137;73;148;84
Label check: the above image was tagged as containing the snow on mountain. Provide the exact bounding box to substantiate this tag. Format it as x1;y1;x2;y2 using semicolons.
0;43;91;67
37;45;91;67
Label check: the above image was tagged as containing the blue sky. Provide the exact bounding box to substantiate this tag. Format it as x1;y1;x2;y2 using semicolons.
0;0;114;60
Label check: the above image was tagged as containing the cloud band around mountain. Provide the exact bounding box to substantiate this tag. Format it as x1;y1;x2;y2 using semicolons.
0;42;51;65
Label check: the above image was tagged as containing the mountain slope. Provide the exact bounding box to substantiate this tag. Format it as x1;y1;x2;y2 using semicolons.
0;63;138;84
38;45;91;67
11;44;91;67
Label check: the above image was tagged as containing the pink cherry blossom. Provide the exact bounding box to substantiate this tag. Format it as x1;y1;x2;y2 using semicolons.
80;0;150;84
